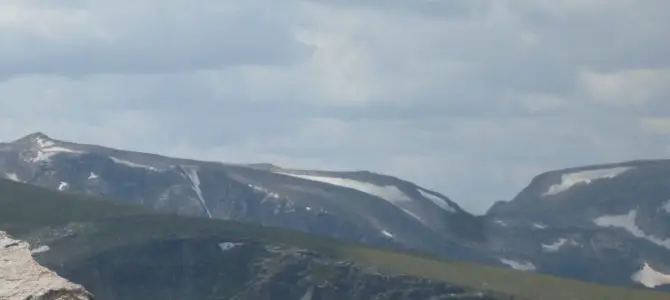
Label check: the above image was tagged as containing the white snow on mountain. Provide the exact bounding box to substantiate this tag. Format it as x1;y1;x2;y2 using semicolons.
533;223;547;229
218;242;244;251
494;220;507;227
88;172;98;180
58;182;68;191
631;262;670;288
26;146;83;163
34;137;55;148
248;184;280;200
417;188;456;213
381;230;394;238
182;166;212;218
499;258;536;272
109;156;159;171
276;172;433;223
543;167;632;196
4;173;21;182
594;210;670;250
276;172;413;203
541;238;579;252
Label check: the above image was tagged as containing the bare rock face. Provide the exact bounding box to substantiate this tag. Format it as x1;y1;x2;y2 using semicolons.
0;231;93;300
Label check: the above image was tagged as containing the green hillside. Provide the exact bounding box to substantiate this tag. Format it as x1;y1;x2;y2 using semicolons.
0;179;666;300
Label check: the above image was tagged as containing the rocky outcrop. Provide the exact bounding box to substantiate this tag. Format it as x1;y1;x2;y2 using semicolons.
0;231;93;300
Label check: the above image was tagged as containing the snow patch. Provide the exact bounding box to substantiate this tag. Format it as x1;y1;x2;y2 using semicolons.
248;183;280;199
533;223;547;229
4;173;21;182
57;182;68;191
381;230;394;238
500;259;536;272
218;242;244;251
494;220;507;227
275;172;429;222
109;156;159;171
543;167;632;196
276;172;413;203
30;245;50;254
594;210;670;249
305;206;311;211
87;172;98;180
632;262;670;288
541;238;578;252
182;166;212;218
34;137;55;148
417;188;456;213
27;146;83;163
400;208;426;224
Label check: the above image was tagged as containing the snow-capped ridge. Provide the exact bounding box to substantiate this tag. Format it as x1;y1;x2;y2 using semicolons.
418;188;456;213
543;167;632;196
110;156;160;171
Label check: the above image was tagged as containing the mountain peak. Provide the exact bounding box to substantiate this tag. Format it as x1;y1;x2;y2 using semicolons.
11;132;53;144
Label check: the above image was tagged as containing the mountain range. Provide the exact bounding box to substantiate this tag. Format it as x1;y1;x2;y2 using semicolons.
2;132;670;295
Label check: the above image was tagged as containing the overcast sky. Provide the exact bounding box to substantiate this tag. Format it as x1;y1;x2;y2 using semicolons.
1;0;669;213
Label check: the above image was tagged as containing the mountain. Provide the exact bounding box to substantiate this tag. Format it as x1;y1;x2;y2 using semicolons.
2;178;669;300
0;132;490;265
3;132;670;292
486;160;670;289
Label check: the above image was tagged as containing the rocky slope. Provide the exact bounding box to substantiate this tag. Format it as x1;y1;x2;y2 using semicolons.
2;179;667;300
485;161;670;290
0;132;489;264
0;231;93;300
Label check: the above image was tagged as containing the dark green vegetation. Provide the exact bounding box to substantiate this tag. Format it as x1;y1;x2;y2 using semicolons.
1;179;667;300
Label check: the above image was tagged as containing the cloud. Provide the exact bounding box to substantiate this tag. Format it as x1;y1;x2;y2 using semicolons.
1;0;669;214
0;0;310;77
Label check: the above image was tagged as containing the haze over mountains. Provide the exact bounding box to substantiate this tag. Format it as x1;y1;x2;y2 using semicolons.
2;132;670;292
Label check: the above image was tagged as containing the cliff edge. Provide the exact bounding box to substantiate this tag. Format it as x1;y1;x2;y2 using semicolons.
0;231;93;300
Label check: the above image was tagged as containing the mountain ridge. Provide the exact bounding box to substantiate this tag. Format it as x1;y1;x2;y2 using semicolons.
2;131;670;291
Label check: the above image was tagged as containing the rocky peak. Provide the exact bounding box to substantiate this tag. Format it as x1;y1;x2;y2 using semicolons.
0;231;94;300
10;132;54;145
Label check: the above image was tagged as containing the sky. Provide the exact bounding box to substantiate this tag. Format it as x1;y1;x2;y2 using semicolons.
1;0;669;214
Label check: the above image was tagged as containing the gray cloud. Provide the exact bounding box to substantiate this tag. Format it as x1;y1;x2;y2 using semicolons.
0;1;310;77
1;0;669;213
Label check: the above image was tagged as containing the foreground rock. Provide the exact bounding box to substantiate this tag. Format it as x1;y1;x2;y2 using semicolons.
0;231;93;300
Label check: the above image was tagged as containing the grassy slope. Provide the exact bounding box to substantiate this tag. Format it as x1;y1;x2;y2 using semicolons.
0;179;667;300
